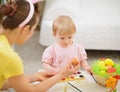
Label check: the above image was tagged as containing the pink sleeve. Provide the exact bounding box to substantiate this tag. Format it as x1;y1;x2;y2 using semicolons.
78;45;87;60
78;45;90;70
81;60;90;70
41;47;53;64
42;46;59;74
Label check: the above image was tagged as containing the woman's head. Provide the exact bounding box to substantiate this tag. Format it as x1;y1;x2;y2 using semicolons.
0;0;38;30
52;16;76;48
0;0;39;45
52;16;76;36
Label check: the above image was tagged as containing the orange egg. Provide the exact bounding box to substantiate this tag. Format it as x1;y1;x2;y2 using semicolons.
71;58;79;67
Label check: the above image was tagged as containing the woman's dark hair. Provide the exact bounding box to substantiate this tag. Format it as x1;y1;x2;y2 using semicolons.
0;0;38;30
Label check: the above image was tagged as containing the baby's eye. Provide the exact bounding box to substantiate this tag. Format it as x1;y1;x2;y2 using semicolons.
68;36;72;39
60;37;65;40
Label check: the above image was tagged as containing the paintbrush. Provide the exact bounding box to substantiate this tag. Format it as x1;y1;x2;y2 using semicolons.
68;82;82;92
91;74;97;83
89;72;97;83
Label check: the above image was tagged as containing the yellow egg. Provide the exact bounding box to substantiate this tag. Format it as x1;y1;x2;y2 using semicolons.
105;59;114;66
99;70;107;75
98;61;105;67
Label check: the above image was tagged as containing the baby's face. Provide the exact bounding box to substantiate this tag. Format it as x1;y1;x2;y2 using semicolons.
55;34;74;48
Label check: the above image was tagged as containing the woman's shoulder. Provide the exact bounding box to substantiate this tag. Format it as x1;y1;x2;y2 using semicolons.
0;35;22;65
0;47;22;62
0;43;23;74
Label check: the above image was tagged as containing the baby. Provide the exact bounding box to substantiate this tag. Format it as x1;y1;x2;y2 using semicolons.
42;15;91;74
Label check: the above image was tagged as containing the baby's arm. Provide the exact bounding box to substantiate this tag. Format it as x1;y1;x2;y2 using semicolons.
80;59;92;74
43;62;59;75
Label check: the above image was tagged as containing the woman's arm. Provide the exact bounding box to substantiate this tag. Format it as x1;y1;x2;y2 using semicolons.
27;71;54;82
7;61;80;92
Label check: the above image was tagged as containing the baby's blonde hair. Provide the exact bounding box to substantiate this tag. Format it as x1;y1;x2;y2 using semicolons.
52;16;76;36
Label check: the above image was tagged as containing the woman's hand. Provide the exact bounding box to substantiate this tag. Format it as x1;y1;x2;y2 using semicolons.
38;71;54;81
59;61;80;78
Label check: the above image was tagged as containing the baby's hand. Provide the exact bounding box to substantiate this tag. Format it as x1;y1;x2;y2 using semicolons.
87;69;93;75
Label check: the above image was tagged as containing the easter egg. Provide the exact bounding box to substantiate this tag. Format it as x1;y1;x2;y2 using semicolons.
98;61;105;67
99;70;107;76
107;65;112;69
105;59;114;66
114;75;120;79
99;65;107;71
107;68;116;73
71;58;79;67
99;58;106;61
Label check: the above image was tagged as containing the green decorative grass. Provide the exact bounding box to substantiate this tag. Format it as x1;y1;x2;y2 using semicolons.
91;59;120;78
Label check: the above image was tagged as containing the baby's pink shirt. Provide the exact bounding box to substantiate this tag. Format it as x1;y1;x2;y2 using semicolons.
42;43;90;72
